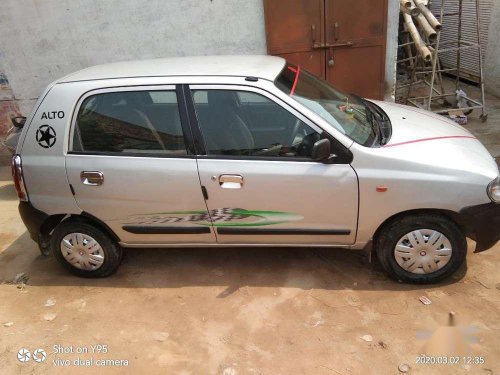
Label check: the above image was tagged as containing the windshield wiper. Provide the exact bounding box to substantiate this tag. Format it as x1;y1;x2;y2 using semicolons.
367;102;391;146
351;94;389;146
371;110;387;146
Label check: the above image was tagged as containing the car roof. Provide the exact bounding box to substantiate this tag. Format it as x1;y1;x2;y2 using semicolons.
57;55;286;83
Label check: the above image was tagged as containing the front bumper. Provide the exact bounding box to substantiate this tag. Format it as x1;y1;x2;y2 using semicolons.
460;202;500;252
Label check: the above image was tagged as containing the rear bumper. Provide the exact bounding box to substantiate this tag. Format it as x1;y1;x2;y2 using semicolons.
460;203;500;252
18;201;48;242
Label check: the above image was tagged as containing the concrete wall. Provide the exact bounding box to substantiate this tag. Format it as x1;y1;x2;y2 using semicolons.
0;68;21;139
0;0;398;138
384;0;400;101
485;0;500;97
0;0;267;125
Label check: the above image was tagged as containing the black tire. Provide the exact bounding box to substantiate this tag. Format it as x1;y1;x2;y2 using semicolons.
50;220;122;277
375;214;467;284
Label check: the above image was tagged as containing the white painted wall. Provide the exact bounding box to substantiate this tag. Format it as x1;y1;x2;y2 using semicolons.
385;0;400;101
0;0;397;117
0;0;267;114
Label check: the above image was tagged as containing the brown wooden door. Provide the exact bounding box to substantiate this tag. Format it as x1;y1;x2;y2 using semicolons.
264;0;387;99
263;0;326;78
324;0;387;99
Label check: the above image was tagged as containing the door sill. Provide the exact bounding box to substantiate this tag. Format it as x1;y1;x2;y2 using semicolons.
120;242;354;249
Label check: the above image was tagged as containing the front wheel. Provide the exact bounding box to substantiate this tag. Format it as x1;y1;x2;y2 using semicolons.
375;214;467;284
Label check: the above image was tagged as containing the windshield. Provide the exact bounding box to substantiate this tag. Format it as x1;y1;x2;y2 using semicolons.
275;63;378;146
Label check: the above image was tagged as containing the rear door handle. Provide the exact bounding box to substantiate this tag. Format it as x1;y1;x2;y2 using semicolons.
81;171;104;186
219;174;243;189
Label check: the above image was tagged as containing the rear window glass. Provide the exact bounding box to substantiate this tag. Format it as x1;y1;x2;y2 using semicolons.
73;91;188;155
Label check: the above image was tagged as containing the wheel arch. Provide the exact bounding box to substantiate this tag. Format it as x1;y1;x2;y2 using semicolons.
372;208;469;250
40;212;121;245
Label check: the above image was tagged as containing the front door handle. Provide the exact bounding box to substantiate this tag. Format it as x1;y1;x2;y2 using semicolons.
219;174;243;189
81;171;104;186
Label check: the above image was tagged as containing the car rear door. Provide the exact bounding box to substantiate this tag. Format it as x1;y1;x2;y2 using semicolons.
188;85;358;245
65;85;216;246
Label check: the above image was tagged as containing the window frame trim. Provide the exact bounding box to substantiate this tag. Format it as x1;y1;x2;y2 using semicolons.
68;85;195;158
186;84;335;162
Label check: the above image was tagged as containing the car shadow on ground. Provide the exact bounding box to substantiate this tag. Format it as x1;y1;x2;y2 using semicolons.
0;231;467;293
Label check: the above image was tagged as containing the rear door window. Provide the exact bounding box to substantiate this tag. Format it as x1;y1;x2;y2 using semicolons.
73;90;188;156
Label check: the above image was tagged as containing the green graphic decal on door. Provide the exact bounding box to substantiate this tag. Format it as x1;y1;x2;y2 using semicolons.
123;208;303;227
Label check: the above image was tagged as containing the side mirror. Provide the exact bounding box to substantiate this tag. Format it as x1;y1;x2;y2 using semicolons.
11;116;26;129
311;138;334;162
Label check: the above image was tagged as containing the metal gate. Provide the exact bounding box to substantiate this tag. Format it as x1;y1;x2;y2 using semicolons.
430;0;493;82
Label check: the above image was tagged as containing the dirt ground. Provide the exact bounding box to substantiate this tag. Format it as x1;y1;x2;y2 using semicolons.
1;97;500;374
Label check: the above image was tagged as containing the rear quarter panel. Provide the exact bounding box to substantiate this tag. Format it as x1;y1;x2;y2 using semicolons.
18;82;95;215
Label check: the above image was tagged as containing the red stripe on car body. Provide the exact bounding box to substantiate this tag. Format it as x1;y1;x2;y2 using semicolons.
383;135;477;148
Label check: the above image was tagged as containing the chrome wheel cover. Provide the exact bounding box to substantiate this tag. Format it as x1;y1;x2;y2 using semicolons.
60;233;105;271
394;229;452;274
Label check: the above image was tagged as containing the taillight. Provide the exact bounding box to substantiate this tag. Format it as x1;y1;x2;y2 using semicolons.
11;154;28;201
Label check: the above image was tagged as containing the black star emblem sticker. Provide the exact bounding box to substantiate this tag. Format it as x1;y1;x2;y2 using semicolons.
36;125;56;148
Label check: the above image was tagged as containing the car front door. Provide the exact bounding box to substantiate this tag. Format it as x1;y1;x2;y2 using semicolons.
189;85;358;245
65;86;216;245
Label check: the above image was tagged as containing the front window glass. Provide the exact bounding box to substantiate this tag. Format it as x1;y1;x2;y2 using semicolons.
74;90;188;155
192;89;322;159
275;64;377;146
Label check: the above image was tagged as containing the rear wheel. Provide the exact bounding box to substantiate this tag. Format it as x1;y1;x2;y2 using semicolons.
50;220;122;277
375;214;467;283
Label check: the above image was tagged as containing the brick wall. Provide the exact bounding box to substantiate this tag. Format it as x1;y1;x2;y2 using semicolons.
0;73;21;156
0;73;21;135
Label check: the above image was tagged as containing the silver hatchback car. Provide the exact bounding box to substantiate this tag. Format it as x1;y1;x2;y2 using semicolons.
12;56;500;283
